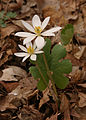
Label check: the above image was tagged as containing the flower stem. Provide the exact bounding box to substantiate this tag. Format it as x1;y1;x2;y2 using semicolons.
42;54;58;102
36;63;53;96
36;63;47;86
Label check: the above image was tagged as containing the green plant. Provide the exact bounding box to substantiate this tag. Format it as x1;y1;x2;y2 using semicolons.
14;15;73;102
61;24;74;45
0;11;17;27
29;39;72;92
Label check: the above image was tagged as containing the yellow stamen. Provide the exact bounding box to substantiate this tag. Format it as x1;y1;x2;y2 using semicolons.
35;26;42;35
27;46;34;54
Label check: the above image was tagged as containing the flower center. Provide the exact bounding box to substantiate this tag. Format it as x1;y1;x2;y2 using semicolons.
27;46;34;54
35;26;42;36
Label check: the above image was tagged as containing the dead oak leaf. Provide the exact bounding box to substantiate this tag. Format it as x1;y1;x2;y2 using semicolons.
78;92;86;107
9;77;38;99
0;95;17;111
60;94;71;120
0;66;27;82
46;113;58;120
39;87;50;109
1;24;20;39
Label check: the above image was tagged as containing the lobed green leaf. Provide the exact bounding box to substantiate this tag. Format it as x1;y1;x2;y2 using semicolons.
6;12;17;18
61;24;74;45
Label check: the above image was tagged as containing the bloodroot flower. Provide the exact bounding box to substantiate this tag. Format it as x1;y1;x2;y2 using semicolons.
15;15;62;49
14;42;45;62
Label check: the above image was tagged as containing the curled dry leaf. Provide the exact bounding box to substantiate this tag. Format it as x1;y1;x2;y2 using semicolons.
60;94;71;120
71;106;86;120
74;46;86;59
78;83;86;88
9;77;38;99
21;0;37;14
18;105;43;120
78;92;86;107
39;87;50;109
8;0;23;10
0;94;17;111
70;66;82;84
0;76;37;112
12;20;32;32
0;81;19;93
1;24;20;39
46;113;58;120
0;66;27;82
60;0;78;20
36;0;60;10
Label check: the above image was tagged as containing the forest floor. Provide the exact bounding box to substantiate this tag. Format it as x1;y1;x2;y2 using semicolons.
0;0;86;120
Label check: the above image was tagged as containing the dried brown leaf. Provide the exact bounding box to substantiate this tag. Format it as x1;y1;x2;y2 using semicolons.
39;87;50;108
46;113;58;120
0;66;27;82
60;94;71;120
1;24;20;39
9;77;37;99
74;46;86;59
78;92;86;107
78;83;86;88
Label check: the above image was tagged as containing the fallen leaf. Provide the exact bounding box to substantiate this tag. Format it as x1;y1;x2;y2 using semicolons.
78;83;86;88
78;92;86;107
46;113;58;120
9;77;37;99
71;106;86;120
74;46;86;59
60;94;71;120
39;87;50;109
21;0;36;13
0;95;17;111
18;105;43;120
0;81;19;93
0;76;37;112
0;66;27;82
1;24;20;39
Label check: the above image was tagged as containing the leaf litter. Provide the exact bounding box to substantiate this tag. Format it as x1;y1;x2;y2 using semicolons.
1;0;86;119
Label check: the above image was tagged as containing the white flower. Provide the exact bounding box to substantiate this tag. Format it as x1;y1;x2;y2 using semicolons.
14;42;45;62
15;15;62;49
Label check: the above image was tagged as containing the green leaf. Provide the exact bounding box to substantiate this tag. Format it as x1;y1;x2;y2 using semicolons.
51;44;66;64
37;79;48;91
0;19;6;27
0;11;5;18
3;16;9;20
52;71;69;89
29;66;49;91
6;12;17;18
51;44;72;89
61;24;74;45
29;39;51;91
53;59;72;74
30;39;72;90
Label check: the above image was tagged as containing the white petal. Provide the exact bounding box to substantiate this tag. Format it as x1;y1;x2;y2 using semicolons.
30;54;37;61
21;20;35;33
34;51;44;54
43;26;62;33
35;36;45;49
32;15;41;28
26;42;32;48
18;45;27;52
41;32;55;36
15;32;35;37
33;41;36;49
23;35;36;45
35;41;46;51
22;54;30;62
14;53;27;57
42;17;50;30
